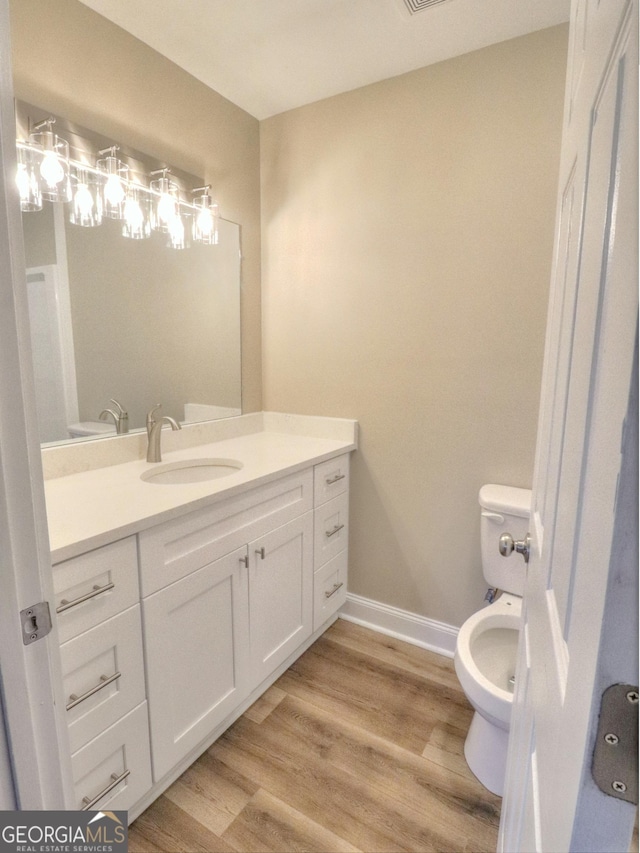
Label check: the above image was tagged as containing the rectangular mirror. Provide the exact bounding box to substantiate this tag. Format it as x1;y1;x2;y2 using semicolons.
17;101;242;446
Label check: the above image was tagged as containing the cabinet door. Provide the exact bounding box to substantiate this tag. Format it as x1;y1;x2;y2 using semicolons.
143;547;250;781
249;513;313;684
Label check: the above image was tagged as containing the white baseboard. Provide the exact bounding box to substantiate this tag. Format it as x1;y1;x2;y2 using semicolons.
339;593;458;658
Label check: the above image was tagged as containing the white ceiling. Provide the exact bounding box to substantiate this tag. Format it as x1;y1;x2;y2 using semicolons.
78;0;570;120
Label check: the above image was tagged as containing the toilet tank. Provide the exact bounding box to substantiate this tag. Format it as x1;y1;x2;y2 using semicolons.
479;484;532;596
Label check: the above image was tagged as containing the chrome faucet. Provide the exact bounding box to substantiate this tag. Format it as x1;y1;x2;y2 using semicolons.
146;404;181;463
99;398;129;434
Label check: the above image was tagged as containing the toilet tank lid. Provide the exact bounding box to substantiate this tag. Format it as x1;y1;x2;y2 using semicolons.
479;483;531;517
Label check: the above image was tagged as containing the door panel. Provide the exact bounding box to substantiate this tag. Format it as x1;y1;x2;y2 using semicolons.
249;514;313;683
500;1;638;850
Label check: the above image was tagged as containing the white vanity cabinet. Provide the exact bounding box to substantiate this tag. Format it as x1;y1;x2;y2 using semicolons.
49;443;352;817
52;537;152;812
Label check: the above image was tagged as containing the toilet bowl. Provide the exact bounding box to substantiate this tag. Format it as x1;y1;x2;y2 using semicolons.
454;484;531;797
454;593;521;795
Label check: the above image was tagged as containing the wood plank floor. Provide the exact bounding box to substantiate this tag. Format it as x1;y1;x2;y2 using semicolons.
129;619;501;853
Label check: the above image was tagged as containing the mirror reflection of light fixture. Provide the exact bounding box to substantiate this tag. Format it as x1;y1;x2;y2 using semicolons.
69;164;103;227
29;117;71;203
167;202;191;250
150;169;180;233
192;185;219;245
122;180;151;240
15;141;43;211
97;146;128;219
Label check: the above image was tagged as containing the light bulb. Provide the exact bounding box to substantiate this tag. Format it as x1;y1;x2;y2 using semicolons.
74;183;94;216
125;196;143;230
157;192;176;226
104;173;125;206
16;164;31;200
40;150;64;188
196;207;213;237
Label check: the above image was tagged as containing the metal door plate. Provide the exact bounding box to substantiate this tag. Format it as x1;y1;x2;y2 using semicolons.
592;683;638;804
20;601;52;645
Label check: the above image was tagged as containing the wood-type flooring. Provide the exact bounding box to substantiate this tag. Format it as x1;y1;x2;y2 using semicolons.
129;619;501;853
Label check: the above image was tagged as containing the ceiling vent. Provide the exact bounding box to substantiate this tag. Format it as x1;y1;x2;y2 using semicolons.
400;0;452;14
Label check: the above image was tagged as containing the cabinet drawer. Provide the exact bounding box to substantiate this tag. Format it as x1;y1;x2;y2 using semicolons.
313;550;348;631
60;606;146;754
71;702;152;813
313;492;349;569
139;469;313;596
314;454;350;506
53;538;139;643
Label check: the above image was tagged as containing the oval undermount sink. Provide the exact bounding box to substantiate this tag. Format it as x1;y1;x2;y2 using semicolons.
141;458;243;485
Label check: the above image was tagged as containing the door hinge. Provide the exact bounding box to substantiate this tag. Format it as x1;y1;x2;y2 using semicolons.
20;601;52;645
592;683;638;804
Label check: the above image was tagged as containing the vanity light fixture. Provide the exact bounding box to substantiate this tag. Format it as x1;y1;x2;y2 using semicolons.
191;186;219;245
15;121;221;251
28;117;72;203
97;146;128;219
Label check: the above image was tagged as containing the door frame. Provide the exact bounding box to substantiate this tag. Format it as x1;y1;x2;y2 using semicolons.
0;0;72;810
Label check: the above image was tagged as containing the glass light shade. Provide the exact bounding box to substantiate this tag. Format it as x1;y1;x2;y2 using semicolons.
97;148;128;219
192;195;219;245
167;205;190;250
122;183;151;239
150;173;179;233
69;166;103;227
29;124;71;203
16;142;43;211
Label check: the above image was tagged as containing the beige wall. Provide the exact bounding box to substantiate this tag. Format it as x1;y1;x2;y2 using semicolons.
9;0;262;415
261;25;568;627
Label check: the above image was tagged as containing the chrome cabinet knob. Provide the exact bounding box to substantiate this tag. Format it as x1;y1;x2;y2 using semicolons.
499;532;531;563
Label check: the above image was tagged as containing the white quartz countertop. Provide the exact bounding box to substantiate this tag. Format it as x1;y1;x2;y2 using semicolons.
45;423;356;563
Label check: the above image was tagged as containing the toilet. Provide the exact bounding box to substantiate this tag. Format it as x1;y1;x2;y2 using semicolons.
454;483;531;796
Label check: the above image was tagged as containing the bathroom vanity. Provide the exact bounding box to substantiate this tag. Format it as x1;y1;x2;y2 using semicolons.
43;412;357;819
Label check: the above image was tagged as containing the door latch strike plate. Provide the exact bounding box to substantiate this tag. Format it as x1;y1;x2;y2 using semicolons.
20;601;52;645
592;683;638;804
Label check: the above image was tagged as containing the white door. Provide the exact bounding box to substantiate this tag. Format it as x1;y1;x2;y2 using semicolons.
0;0;72;808
499;1;638;851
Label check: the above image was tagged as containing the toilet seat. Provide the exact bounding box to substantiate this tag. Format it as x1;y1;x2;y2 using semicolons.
454;594;521;730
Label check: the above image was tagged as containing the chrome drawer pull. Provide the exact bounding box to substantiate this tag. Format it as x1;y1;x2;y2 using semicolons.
82;769;130;810
57;582;115;614
325;523;345;538
255;547;266;560
325;582;344;599
67;671;121;711
325;473;346;485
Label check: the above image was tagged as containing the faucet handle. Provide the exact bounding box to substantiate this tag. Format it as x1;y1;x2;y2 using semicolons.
110;398;127;416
